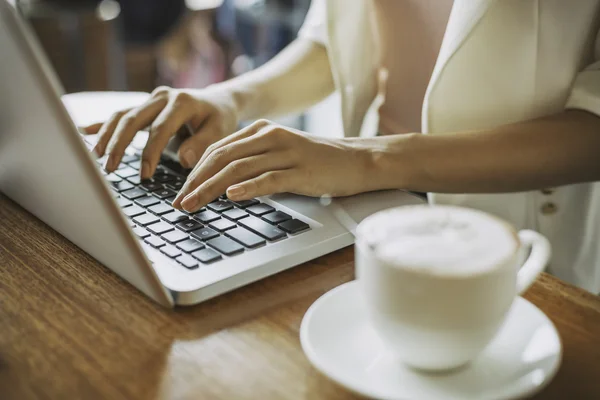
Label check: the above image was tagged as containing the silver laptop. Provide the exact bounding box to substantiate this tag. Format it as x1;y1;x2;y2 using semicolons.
0;1;421;307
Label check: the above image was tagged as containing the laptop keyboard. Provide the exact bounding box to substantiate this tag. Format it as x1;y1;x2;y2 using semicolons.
82;137;310;270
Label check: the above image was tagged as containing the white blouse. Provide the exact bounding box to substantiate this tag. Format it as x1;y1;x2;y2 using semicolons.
298;0;600;294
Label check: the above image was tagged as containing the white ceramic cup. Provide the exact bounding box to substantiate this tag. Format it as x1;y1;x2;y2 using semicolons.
355;205;551;372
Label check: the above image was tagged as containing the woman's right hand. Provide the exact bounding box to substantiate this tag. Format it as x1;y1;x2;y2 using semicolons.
83;86;240;179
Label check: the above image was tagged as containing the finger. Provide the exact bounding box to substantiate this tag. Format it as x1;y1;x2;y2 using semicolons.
226;171;292;202
140;98;197;178
92;109;129;158
196;119;271;167
177;117;220;169
104;98;167;172
173;132;277;208
81;122;103;135
179;154;292;212
140;93;218;177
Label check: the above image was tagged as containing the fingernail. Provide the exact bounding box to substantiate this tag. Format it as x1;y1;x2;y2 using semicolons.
140;161;150;179
173;191;185;206
182;149;197;168
181;194;199;211
227;185;246;199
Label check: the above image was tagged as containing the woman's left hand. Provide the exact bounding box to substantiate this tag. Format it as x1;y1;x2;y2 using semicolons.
172;119;378;212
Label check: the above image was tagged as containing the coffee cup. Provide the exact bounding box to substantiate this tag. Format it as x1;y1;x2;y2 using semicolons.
355;205;551;371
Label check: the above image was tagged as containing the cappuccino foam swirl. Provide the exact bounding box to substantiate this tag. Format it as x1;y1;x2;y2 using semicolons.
358;205;518;276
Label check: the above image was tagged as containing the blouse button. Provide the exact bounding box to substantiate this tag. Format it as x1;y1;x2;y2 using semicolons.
541;188;555;195
541;202;558;215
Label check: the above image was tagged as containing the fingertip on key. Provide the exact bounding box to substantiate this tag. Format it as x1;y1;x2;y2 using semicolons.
181;194;199;212
103;155;116;172
140;161;151;180
226;184;246;200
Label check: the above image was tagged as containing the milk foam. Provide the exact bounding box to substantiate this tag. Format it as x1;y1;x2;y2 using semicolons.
358;205;518;276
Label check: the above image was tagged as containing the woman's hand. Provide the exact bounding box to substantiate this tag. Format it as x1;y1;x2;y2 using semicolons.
172;119;379;212
83;86;239;179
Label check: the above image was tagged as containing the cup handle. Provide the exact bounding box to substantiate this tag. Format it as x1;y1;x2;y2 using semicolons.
516;230;552;295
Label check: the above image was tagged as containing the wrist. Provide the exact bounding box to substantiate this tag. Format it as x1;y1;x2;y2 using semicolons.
359;134;419;192
205;80;260;122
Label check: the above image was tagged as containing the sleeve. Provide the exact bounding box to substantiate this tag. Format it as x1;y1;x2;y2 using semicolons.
297;0;328;46
565;30;600;114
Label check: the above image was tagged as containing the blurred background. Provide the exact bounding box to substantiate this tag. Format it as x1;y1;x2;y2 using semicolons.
12;0;341;135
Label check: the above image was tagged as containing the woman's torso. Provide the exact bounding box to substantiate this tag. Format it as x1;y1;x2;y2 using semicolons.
372;0;453;134
326;0;600;293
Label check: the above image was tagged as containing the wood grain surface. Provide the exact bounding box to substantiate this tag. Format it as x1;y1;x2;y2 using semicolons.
1;192;599;400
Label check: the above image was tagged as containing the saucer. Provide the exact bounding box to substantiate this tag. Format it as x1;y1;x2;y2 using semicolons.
300;281;562;400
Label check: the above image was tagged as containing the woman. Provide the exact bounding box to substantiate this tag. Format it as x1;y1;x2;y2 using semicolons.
86;0;600;293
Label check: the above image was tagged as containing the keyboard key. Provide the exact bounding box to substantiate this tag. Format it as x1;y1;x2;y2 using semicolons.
96;155;108;165
110;180;135;192
239;216;286;241
147;221;174;235
160;244;181;258
176;254;198;269
116;197;132;208
115;166;138;178
164;196;177;205
121;154;139;164
193;210;220;224
153;173;176;183
192;248;222;263
157;159;189;177
162;210;188;224
166;181;184;190
207;200;233;213
128;219;136;227
247;203;275;216
207;236;244;256
222;208;249;221
140;182;163;192
148;203;173;215
134;196;160;208
132;226;150;238
161;229;189;244
176;219;203;232
105;173;122;183
122;205;145;218
262;211;292;225
279;219;310;234
153;188;177;200
121;188;147;200
133;213;160;227
184;207;206;215
225;227;266;248
230;198;259;208
209;218;237;232
144;235;166;248
190;227;219;241
176;238;205;253
117;162;127;170
126;175;142;185
128;160;142;169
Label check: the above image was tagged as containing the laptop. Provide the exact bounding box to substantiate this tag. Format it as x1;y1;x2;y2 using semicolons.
0;1;422;307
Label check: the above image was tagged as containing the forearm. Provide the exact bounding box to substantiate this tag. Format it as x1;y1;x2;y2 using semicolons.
364;110;600;193
208;39;335;121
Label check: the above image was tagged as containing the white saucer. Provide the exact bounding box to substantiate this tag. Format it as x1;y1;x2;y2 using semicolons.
300;281;562;400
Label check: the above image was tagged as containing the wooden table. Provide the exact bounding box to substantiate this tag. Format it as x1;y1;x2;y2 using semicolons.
1;192;599;400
